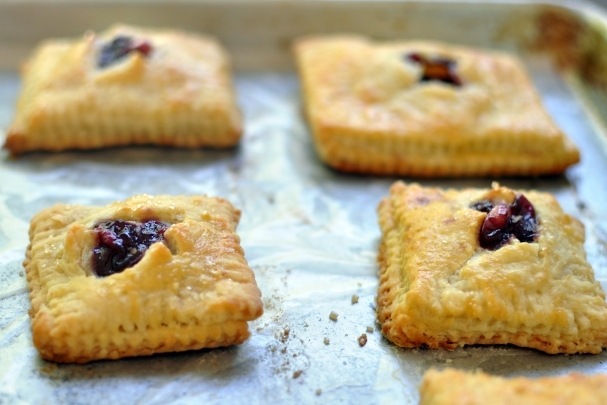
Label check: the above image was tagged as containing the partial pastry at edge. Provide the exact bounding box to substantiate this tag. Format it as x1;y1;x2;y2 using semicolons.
419;368;607;405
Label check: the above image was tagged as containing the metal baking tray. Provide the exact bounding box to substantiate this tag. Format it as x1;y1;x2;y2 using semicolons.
2;0;607;403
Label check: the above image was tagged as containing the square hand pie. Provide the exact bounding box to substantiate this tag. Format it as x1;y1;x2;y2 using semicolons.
4;24;242;155
377;181;607;354
293;36;579;177
420;368;607;405
24;194;263;363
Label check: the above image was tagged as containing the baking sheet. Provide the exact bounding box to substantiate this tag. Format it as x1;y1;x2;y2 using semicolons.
1;0;607;403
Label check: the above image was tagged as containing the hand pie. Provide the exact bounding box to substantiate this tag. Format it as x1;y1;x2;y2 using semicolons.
293;36;579;177
420;368;607;405
419;368;607;405
4;24;242;155
377;181;607;354
24;194;263;363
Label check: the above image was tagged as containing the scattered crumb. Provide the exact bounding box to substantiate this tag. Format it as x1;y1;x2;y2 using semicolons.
358;333;368;347
18;271;24;277
323;337;330;345
279;327;290;343
315;388;322;396
351;294;359;304
329;311;339;321
293;370;303;379
366;326;374;333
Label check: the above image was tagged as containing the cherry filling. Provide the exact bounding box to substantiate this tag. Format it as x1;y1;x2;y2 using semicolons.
472;194;538;250
405;53;462;86
91;219;169;277
97;35;153;68
510;194;538;243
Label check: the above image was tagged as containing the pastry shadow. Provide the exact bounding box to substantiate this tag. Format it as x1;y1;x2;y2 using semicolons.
312;160;576;193
2;145;245;199
391;343;607;378
3;144;243;172
34;345;251;382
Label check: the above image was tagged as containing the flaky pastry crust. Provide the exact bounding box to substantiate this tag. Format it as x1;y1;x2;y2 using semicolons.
25;194;263;363
4;24;242;155
420;368;607;405
377;181;607;354
294;35;579;177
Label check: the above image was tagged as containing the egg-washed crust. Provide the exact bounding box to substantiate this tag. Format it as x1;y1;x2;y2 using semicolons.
4;24;242;155
377;181;607;354
294;35;579;177
420;368;607;405
25;194;263;363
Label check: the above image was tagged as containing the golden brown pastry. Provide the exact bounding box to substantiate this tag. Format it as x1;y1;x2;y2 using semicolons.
293;35;579;177
25;194;263;363
420;368;607;405
4;24;242;155
377;181;607;354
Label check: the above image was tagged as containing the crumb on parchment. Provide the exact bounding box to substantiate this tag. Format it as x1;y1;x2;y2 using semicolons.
358;333;368;347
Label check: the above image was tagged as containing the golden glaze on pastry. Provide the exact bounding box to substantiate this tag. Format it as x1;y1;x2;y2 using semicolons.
420;368;607;405
4;24;242;155
294;36;579;177
25;194;262;363
377;181;607;354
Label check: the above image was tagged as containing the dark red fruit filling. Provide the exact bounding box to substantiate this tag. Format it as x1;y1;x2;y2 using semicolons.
472;194;538;250
405;53;462;86
470;200;494;213
92;219;169;277
479;203;512;249
509;194;538;243
98;35;153;68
